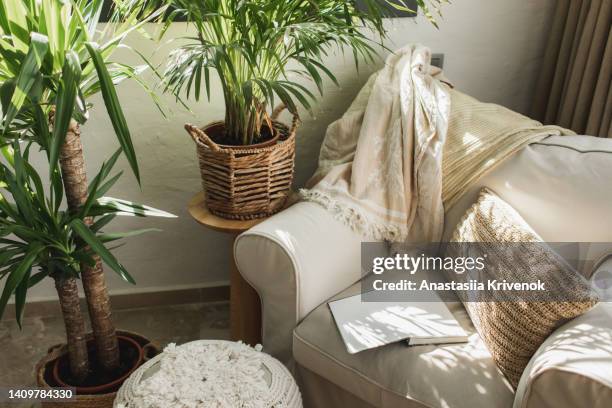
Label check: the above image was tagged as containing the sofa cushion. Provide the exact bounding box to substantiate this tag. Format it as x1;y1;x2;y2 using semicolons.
293;283;514;408
443;135;612;277
448;188;598;388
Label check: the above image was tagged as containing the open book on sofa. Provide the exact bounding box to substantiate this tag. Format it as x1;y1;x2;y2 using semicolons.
328;292;468;354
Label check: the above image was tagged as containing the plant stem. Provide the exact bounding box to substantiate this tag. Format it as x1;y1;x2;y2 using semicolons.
54;275;89;383
224;92;265;145
58;118;120;373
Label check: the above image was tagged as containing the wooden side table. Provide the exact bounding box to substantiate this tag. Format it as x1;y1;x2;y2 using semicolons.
187;192;265;346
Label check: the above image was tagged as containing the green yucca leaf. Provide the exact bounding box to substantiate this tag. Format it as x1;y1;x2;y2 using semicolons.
79;170;103;219
31;103;51;151
69;218;136;284
2;33;49;130
98;228;161;243
0;242;43;321
95;196;177;218
14;265;31;327
0;2;11;34
27;270;49;288
94;171;124;200
0;248;23;268
90;213;116;232
48;50;81;179
0;1;169;307
3;0;30;52
84;42;141;184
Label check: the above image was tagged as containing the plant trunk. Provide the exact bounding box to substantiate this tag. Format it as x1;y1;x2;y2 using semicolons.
54;275;89;382
58;118;120;373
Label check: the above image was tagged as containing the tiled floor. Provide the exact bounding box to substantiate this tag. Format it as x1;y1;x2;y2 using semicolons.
0;302;230;391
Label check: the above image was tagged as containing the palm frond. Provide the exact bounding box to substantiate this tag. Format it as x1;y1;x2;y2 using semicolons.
120;0;444;144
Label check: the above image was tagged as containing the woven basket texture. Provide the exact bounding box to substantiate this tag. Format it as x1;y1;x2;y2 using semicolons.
185;105;298;220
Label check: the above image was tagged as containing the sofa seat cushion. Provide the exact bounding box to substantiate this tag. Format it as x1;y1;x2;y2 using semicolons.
293;283;515;408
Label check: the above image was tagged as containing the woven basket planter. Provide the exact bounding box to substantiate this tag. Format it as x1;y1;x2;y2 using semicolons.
35;330;159;408
185;105;298;220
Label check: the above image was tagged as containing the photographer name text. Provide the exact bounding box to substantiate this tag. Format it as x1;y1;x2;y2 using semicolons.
372;279;547;292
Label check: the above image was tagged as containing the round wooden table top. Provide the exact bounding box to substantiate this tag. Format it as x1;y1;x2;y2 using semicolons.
187;192;267;234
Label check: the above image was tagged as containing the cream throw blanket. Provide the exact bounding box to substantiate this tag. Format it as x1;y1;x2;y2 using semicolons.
300;45;574;242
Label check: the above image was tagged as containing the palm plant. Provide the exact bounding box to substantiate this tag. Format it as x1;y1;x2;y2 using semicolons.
124;0;447;145
0;0;170;385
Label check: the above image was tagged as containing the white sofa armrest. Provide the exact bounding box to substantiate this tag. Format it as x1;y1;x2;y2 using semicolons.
234;201;362;363
514;302;612;408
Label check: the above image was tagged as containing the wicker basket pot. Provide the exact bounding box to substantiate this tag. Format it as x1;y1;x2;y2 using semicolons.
185;105;298;220
35;330;159;408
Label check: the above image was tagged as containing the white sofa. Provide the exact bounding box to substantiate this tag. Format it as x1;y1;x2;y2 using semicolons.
234;135;612;408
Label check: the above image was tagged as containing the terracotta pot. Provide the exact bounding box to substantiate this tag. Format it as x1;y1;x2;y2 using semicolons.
35;330;160;408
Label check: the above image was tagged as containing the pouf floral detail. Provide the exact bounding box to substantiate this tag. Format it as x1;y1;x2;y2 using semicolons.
114;340;302;408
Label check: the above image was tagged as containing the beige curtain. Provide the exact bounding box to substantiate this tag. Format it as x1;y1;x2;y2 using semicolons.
531;0;611;138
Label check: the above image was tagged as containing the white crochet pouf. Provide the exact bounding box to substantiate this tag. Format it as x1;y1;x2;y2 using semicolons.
114;340;302;408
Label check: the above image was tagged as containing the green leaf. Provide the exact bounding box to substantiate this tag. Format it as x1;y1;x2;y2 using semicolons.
49;50;81;178
194;57;203;101
9;142;36;221
84;42;140;184
90;214;116;232
308;59;339;86
85;149;123;205
14;266;31;327
50;167;64;213
269;82;297;114
94;171;123;200
3;0;30;52
0;80;16;117
31;104;51;152
0;190;21;222
298;58;323;94
95;148;122;185
79;171;102;219
23;161;46;208
2;33;49;129
0;1;11;34
0;38;23;75
69;218;135;284
40;0;67;71
27;270;49;288
0;242;42;321
96;197;177;218
1;144;14;166
0;247;23;267
98;228;161;243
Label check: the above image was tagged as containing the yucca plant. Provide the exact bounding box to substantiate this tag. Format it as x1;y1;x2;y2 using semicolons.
0;0;170;386
123;0;446;145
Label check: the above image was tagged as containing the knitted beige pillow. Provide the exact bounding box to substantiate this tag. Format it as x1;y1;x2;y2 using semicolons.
448;188;598;388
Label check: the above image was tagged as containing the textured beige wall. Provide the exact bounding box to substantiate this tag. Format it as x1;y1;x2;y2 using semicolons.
26;0;556;300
